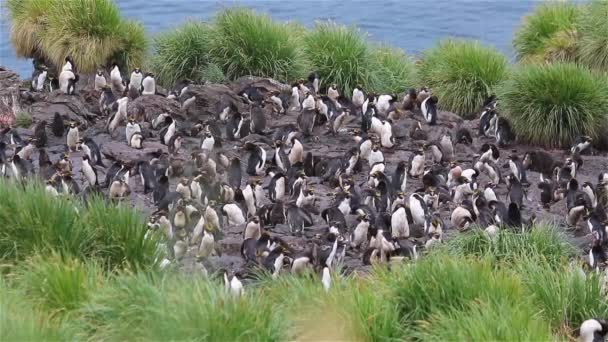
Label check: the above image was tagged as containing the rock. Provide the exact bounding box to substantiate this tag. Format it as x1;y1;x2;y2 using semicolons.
180;84;247;119
30;91;96;127
231;76;290;95
127;95;182;122
101;140;168;164
0;66;21;91
78;86;102;115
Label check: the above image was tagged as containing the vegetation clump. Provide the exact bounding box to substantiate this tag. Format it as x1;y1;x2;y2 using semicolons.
498;62;608;148
417;39;508;118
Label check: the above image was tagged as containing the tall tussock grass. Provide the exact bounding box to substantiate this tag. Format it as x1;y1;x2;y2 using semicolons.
498;62;608;148
0;181;162;271
513;2;580;63
578;0;608;71
304;23;374;95
417;39;507;118
209;8;308;82
6;0;147;73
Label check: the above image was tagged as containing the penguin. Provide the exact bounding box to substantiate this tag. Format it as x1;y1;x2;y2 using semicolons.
99;85;118;115
110;63;125;93
9;155;29;180
577;318;608;342
421;95;438;125
495;117;514;147
125;118;142;145
390;204;410;239
506;174;524;208
455;128;473;145
479;107;496;136
31;65;48;92
425;142;446;164
307;72;319;95
505;202;522;230
566;179;587;227
409;193;428;226
107;97;129;135
81;155;98;187
440;134;454;161
409;149;425;178
272;140;290;173
391;161;408;194
522;151;556;175
582;182;598;209
450;203;475;231
351;213;371;249
506;154;528;185
51;113;65;138
328;84;339;101
297;108;317;137
289;83;301;111
94;70;107;91
160;117;177;145
33;120;47;148
409;121;428;141
109;179;130;200
597;173;608;211
244;216;262;240
572;135;593;155
268;171;287;203
352;86;365;112
130;132;144;149
477;145;498;165
301;93;316;111
368;144;384;167
376;94;397;115
538;178;556;209
223;202;246;226
164;132;180;153
59;67;78;95
379;119;395;148
81;137;104;167
129;68;143;93
250;104;267;134
17;138;37;161
288;136;304;165
244;143;267;176
402;88;417;111
66;122;79;152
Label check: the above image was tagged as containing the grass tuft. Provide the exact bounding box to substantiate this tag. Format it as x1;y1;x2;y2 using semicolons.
369;45;417;94
417;39;507;118
110;20;148;72
41;0;123;73
498;62;608;148
149;21;214;87
513;2;580;63
15;254;105;317
15;111;32;128
5;0;57;59
578;0;608;72
304;22;374;95
209;8;307;82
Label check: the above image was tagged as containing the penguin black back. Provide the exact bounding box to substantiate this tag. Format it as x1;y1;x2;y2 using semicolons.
34;120;47;148
52;112;65;137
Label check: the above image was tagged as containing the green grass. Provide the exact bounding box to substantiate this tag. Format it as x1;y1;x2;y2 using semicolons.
417;39;508;118
0;278;72;341
369;45;417;94
81;272;287;341
578;0;608;72
304;23;374;95
442;226;576;268
513;2;581;63
6;0;146;73
498;62;608;148
15;111;32;128
5;0;57;59
149;21;215;87
0;181;163;271
15;254;105;317
209;8;308;82
110;20;148;73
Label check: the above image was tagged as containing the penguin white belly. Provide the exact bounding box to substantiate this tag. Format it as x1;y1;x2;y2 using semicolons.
409;196;426;225
36;72;47;91
95;74;106;90
352;222;369;248
370;117;383;135
353;90;364;107
391;207;409;238
360;140;372;160
142;78;156;95
202;137;215;151
380;123;394;148
226;205;245;225
275;177;286;201
59;70;74;93
288;141;303;164
256;148;267;175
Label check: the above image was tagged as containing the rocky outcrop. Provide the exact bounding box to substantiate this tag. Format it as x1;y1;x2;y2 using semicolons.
0;67;21;91
127;95;182;122
231;76;290;95
101;141;168;164
180;84;247;119
30;91;97;127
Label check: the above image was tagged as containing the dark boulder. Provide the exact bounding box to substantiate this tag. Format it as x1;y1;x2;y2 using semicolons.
127;95;182;122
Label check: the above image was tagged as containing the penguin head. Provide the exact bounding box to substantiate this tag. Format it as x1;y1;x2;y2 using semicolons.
69;122;77;129
179;177;189;186
145;72;155;78
134;68;141;74
82;155;90;162
273;139;282;148
250;215;260;225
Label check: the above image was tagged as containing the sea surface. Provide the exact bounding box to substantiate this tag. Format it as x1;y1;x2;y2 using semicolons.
0;0;538;78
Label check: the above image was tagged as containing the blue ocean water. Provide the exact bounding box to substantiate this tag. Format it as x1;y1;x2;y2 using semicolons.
0;0;537;78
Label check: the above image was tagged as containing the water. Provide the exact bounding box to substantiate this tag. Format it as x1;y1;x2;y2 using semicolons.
0;0;537;78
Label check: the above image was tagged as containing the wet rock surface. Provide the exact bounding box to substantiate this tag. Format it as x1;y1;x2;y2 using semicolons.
7;71;605;275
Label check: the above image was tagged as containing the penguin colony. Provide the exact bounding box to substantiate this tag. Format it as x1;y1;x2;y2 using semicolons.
16;59;608;296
